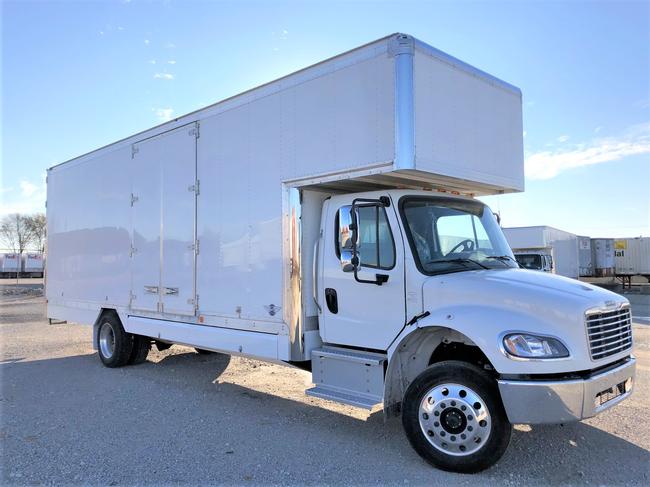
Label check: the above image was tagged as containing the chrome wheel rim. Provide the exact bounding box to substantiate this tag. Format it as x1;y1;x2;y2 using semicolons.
99;322;116;359
418;383;491;456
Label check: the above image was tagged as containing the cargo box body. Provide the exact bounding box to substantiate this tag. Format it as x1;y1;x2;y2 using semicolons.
503;226;580;279
46;33;523;361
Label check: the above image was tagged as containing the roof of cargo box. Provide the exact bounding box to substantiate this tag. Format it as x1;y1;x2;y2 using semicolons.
50;33;520;172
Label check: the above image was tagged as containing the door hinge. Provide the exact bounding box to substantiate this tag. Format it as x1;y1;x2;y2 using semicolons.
129;291;137;304
131;145;139;158
130;193;139;206
189;124;200;138
188;180;200;195
188;294;199;313
129;246;137;257
188;240;200;254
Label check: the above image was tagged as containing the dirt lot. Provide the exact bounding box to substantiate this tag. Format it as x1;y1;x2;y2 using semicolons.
1;287;649;485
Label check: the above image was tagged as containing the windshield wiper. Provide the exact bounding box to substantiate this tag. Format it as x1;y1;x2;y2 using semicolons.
425;258;489;270
486;255;521;267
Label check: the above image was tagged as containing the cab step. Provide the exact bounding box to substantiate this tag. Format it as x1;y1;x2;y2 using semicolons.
306;346;387;410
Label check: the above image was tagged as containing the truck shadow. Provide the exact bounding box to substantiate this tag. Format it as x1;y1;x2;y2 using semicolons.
2;353;648;485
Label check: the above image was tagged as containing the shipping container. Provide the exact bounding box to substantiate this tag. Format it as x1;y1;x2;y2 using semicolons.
615;237;650;277
578;236;593;277
592;238;615;277
1;253;20;277
22;252;45;277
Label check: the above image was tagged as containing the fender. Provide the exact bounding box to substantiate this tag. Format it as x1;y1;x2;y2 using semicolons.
383;303;571;417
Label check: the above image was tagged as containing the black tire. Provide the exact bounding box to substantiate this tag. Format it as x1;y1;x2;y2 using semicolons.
195;348;215;355
128;335;151;365
96;312;133;368
401;360;512;473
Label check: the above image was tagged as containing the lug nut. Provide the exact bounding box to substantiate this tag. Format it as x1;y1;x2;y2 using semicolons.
422;413;429;420
461;405;467;411
451;401;456;406
479;420;487;427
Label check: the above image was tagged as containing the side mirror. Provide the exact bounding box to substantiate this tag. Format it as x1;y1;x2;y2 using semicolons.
338;205;358;272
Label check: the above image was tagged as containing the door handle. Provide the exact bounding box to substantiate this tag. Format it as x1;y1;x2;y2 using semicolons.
325;288;338;314
144;286;159;294
163;287;179;296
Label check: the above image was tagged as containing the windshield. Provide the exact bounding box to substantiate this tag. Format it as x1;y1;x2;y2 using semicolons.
400;196;517;275
515;254;543;270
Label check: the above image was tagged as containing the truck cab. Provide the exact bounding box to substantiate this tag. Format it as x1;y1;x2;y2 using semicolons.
308;188;635;472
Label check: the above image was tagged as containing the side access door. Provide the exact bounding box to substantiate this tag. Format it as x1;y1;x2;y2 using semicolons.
318;194;406;350
130;123;198;316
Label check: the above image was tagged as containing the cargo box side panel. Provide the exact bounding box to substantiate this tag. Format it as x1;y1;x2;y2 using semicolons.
46;147;132;313
413;48;524;193
197;51;395;322
197;104;284;323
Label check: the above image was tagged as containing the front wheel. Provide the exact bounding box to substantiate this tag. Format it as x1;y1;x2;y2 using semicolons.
401;361;511;473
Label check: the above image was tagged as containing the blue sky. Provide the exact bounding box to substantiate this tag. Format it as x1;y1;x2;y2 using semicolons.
2;0;649;237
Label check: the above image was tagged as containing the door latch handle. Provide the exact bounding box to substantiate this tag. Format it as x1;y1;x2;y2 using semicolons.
144;286;159;294
325;288;338;314
163;287;179;296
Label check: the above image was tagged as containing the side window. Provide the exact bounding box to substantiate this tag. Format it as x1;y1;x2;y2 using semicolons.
336;205;395;270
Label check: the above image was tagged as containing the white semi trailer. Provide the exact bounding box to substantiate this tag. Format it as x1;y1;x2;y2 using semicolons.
46;34;635;473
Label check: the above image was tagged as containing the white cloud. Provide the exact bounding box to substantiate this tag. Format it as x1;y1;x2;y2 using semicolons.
144;39;150;45
148;59;156;64
167;60;176;64
154;108;174;122
557;135;570;143
153;73;174;80
20;181;38;197
594;126;602;133
525;124;650;180
1;178;46;218
164;42;175;49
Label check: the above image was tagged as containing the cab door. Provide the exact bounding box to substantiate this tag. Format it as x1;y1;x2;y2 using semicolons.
318;194;406;350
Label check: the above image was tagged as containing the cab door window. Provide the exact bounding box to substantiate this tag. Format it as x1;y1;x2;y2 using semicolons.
336;205;395;270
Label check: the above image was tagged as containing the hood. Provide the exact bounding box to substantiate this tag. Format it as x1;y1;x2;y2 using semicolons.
420;269;630;374
423;268;626;313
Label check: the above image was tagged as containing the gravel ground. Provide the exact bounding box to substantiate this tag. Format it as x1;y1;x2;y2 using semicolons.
1;289;649;486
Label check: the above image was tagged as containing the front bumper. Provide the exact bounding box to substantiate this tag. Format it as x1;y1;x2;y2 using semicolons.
497;357;636;424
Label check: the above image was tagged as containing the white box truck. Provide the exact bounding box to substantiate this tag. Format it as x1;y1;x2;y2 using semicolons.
46;34;635;473
503;226;580;278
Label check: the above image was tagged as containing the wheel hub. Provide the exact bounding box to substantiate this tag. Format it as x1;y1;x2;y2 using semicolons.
418;383;492;457
440;408;466;434
99;322;116;359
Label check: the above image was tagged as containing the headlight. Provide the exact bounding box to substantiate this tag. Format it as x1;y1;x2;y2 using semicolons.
502;333;569;359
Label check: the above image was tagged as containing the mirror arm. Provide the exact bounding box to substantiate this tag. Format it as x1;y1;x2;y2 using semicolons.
350;197;391;286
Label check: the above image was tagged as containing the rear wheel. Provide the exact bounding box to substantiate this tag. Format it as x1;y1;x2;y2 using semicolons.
97;313;133;368
128;335;151;365
401;360;511;473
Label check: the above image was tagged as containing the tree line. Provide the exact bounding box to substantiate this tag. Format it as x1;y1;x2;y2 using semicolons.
0;213;46;254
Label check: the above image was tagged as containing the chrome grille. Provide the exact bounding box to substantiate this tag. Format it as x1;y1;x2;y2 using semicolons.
586;306;633;360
